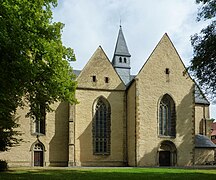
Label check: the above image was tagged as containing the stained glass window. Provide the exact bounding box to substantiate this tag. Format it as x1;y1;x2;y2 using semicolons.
93;97;111;155
159;94;176;137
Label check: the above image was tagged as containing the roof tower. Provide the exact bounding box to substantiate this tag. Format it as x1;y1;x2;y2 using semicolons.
112;26;131;85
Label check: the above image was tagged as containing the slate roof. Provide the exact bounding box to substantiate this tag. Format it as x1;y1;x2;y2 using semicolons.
195;134;216;148
195;85;210;105
130;75;136;81
73;70;81;77
113;26;131;57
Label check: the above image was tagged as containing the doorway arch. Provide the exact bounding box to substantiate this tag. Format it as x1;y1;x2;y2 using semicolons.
158;141;177;166
32;143;45;166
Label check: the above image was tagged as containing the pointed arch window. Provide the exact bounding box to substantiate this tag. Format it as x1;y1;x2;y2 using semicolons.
32;102;46;135
159;94;176;137
93;97;111;155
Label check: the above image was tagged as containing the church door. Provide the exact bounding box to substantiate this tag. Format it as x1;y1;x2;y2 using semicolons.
34;151;43;166
159;151;171;166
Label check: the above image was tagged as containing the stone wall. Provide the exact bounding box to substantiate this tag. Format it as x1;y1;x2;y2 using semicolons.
74;89;125;166
195;105;211;136
194;148;215;165
0;102;69;167
134;34;195;166
127;81;136;166
71;46;126;166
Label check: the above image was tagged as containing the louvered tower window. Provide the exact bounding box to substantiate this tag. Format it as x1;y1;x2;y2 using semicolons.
93;97;111;155
159;94;176;137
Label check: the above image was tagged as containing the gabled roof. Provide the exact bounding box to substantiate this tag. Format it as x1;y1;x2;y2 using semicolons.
113;26;131;57
75;46;125;90
136;33;193;81
195;84;210;105
195;134;216;148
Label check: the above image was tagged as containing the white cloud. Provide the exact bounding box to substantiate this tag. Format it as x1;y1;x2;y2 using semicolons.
53;0;215;119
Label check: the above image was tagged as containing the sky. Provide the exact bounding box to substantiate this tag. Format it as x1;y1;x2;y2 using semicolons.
52;0;215;119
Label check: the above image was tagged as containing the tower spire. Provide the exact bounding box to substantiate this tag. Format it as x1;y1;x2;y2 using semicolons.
112;26;131;85
113;26;131;57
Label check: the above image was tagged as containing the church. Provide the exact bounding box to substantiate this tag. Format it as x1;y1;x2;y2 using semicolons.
0;27;215;167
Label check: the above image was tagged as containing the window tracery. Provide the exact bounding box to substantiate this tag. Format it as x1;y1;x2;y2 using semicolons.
92;97;111;155
159;94;176;137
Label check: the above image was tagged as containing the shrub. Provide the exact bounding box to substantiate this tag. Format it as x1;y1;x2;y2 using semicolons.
0;160;8;171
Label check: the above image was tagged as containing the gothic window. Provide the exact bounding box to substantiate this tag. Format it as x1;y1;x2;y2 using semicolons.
119;57;122;63
199;118;207;135
92;97;111;155
34;103;46;135
159;94;176;137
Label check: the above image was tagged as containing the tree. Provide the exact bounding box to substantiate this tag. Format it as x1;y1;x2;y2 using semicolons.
190;0;216;98
0;0;77;151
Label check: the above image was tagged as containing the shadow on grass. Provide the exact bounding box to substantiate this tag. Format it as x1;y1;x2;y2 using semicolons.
0;168;216;180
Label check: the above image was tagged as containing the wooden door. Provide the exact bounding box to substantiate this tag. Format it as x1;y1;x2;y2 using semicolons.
34;151;43;166
159;151;171;166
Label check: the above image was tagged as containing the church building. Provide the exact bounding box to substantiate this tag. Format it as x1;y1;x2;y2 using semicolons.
0;27;215;167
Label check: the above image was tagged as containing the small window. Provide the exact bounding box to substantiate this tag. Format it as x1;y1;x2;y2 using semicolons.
105;77;109;83
119;57;122;63
124;58;127;63
92;75;96;82
165;68;170;74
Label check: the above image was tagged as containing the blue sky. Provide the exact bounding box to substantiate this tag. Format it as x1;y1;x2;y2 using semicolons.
53;0;215;119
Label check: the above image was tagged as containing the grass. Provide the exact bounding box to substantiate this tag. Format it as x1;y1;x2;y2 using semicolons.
0;167;216;180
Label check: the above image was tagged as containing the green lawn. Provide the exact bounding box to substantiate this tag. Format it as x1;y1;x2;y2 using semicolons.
0;167;216;180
